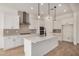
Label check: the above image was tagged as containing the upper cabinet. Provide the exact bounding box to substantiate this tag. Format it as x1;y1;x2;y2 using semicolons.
0;11;4;29
3;10;19;29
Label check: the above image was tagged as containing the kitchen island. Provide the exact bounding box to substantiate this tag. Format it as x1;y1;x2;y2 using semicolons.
24;34;58;56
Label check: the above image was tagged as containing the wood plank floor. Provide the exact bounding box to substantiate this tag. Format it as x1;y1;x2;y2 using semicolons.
47;41;79;56
0;41;79;56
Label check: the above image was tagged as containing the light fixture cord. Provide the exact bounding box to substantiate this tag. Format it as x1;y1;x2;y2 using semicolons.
38;3;40;17
48;3;50;19
54;6;56;21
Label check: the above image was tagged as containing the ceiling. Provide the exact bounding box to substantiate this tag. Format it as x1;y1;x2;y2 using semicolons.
0;3;79;17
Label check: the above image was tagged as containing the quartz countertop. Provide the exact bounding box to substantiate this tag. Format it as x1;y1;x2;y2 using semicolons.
4;34;58;43
23;34;57;43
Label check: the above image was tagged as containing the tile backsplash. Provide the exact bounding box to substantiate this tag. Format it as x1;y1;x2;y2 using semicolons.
3;29;20;36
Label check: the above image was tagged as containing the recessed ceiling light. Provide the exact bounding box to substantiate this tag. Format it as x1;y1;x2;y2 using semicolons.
58;4;62;7
64;9;66;12
41;3;44;6
30;7;34;10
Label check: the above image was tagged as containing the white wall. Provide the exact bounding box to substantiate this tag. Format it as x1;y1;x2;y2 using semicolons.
29;15;36;29
54;13;74;42
44;17;53;36
56;12;79;45
55;13;74;29
29;13;74;36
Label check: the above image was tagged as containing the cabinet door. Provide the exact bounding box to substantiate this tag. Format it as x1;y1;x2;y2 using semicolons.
14;36;24;47
62;24;73;42
4;36;24;50
4;11;19;29
4;37;14;50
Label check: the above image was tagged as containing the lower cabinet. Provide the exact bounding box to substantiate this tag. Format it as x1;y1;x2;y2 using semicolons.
4;36;24;50
14;36;24;47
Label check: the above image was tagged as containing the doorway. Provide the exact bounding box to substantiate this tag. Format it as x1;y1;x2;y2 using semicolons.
62;24;73;42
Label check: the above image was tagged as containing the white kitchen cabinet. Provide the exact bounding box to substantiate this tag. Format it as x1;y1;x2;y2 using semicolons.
0;8;20;50
0;10;19;29
4;36;14;50
14;36;24;47
24;35;58;56
4;36;24;50
4;11;19;29
62;24;73;42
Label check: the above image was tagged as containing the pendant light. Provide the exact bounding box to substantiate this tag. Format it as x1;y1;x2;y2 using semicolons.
48;3;50;19
50;5;57;33
54;6;56;21
50;5;57;21
38;3;40;19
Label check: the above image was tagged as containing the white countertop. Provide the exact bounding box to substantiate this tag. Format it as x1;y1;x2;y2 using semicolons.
23;34;57;43
3;34;58;43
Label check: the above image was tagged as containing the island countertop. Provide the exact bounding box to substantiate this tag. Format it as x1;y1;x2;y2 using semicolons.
23;34;58;56
22;34;57;43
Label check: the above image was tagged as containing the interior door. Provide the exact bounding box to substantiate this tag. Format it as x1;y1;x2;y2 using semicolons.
62;24;73;42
